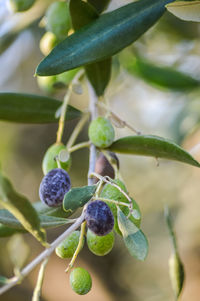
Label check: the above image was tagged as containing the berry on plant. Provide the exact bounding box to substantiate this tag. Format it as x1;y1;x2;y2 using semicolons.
55;231;83;259
45;1;71;41
39;168;71;207
85;200;114;236
37;75;57;94
70;267;92;295
87;229;115;256
42;143;71;175
88;116;115;148
94;152;119;182
39;32;58;56
8;0;35;12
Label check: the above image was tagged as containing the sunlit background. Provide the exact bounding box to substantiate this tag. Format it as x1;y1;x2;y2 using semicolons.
1;0;200;300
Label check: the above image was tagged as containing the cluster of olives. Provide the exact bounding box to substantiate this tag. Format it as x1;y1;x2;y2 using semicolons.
37;1;75;93
55;201;115;295
38;116;139;295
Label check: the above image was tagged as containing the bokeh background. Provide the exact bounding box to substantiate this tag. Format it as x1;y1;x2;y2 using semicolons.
1;0;200;300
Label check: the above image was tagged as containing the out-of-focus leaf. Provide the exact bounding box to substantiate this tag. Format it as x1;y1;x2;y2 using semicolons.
166;1;200;22
85;58;112;96
0;172;46;245
165;206;185;298
87;0;111;13
120;54;200;90
0;276;9;284
0;224;25;237
0;93;81;123
36;0;173;76
107;135;200;167
0;0;55;54
70;0;111;96
70;0;98;30
0;209;73;229
117;208;148;261
169;253;184;298
7;234;30;271
63;185;97;212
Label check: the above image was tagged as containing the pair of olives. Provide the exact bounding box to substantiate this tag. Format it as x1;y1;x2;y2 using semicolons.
56;219;115;295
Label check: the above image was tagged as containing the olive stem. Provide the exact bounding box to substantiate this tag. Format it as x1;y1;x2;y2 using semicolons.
55;156;62;169
95;179;104;197
56;88;71;144
68;141;90;153
90;172;133;215
65;221;86;273
164;205;178;253
94;197;130;208
87;80;98;186
0;213;85;296
67;113;90;149
98;101;141;135
32;257;49;301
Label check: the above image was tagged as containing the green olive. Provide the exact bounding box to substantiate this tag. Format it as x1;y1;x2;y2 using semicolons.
55;231;83;259
70;267;92;295
42;143;71;175
88;117;115;148
37;75;57;94
45;2;71;41
39;32;58;56
56;69;80;86
87;229;114;256
8;0;35;12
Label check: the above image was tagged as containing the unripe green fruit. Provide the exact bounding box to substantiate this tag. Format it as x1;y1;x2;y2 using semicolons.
39;32;58;56
8;0;35;12
55;231;83;259
37;75;57;94
88;117;115;148
70;267;92;295
42;143;71;175
100;179;141;235
56;68;80;86
45;2;71;41
87;229;114;256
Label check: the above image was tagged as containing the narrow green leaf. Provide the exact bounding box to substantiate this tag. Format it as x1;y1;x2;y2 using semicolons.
0;209;72;229
85;58;112;96
117;208;148;261
70;0;111;96
107;135;200;168
36;0;173;76
87;0;111;13
33;201;74;218
0;172;46;245
0;224;25;237
0;93;81;123
166;1;200;22
39;215;73;228
120;53;200;90
63;185;97;212
70;0;98;30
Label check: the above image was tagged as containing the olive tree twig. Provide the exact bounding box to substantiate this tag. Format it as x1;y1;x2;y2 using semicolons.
0;79;98;297
0;213;85;295
87;80;98;186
